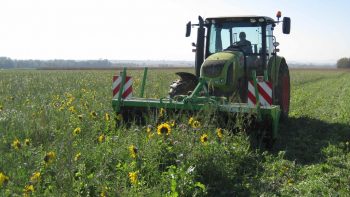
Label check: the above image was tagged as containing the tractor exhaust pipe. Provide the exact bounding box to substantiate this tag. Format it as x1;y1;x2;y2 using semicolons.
195;16;205;78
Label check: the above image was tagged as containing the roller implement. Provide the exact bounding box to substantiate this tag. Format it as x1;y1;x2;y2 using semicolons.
112;12;291;147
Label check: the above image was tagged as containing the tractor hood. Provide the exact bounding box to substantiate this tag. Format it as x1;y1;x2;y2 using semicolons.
200;51;241;78
200;51;244;93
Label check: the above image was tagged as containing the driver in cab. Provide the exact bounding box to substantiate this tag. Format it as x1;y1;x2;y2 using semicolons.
236;32;252;54
225;32;253;54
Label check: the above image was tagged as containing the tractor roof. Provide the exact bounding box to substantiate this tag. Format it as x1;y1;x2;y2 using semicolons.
205;16;275;24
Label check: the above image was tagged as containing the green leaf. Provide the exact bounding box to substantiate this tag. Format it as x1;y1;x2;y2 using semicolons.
195;182;206;191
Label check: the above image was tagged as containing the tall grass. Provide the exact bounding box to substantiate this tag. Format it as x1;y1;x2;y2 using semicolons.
0;69;350;196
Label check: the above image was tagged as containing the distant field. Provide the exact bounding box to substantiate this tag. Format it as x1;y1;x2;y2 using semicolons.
37;66;194;71
0;69;349;195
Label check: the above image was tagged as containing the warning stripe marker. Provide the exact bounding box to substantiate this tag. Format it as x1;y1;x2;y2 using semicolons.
247;80;272;107
113;76;133;99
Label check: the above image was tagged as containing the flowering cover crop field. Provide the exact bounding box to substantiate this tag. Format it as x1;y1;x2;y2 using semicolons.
0;68;350;196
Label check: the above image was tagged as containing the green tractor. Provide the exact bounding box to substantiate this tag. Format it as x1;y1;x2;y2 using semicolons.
112;12;291;146
170;13;291;119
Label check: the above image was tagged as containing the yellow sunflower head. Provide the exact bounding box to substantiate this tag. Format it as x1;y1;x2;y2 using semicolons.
157;123;171;136
23;184;34;194
216;128;223;139
188;117;194;125
44;151;56;164
11;138;21;150
90;111;97;118
105;113;110;121
68;106;76;113
100;186;109;197
98;134;105;143
146;125;154;138
77;114;83;121
128;145;138;159
0;172;9;186
74;152;81;161
200;134;209;144
24;138;30;146
73;127;81;136
128;171;138;185
30;172;41;184
191;120;201;129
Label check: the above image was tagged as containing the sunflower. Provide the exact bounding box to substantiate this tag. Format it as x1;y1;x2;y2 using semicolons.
0;172;9;186
100;186;108;197
128;171;138;185
105;113;110;121
98;134;105;143
44;151;56;164
23;184;34;194
11;138;21;150
145;125;154;138
128;145;138;159
191;120;201;129
188;117;194;125
90;111;97;118
74;152;81;161
200;134;209;144
68;106;76;113
216;128;223;139
30;172;41;184
157;123;171;136
78;114;83;121
83;101;89;109
73;127;81;136
24;138;30;146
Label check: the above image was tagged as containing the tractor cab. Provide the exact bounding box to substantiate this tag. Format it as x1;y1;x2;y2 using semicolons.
188;15;290;78
206;16;277;71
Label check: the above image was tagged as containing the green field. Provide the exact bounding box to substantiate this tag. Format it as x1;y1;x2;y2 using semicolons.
1;68;350;196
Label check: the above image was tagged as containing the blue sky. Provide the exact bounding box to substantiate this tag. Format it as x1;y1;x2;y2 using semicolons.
0;0;349;64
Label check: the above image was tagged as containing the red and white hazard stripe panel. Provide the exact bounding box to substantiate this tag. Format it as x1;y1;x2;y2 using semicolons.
247;79;272;107
113;76;133;99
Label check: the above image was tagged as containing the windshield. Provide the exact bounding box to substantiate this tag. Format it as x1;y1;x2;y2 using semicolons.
208;22;262;54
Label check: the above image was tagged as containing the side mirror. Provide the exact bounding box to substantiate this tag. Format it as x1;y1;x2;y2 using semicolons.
282;17;291;34
186;21;191;37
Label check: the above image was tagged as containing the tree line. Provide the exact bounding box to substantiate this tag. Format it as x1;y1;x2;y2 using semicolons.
337;57;350;68
0;57;112;69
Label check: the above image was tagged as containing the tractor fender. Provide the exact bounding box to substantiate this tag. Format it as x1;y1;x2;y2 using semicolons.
268;56;287;88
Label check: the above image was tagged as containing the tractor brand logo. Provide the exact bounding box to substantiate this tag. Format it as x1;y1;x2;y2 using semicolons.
247;79;272;107
113;75;133;100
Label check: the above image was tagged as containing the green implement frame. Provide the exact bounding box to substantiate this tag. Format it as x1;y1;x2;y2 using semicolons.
112;67;281;139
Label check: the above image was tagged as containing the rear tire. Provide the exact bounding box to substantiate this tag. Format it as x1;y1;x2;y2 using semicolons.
276;61;290;120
